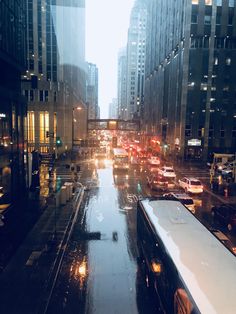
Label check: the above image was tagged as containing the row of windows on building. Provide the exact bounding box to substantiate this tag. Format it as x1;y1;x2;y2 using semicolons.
185;125;236;138
192;14;234;25
188;83;233;93
190;37;236;49
192;0;234;6
23;90;57;102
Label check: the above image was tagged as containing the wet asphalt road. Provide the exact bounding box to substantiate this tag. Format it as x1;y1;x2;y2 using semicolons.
47;159;158;314
46;158;236;314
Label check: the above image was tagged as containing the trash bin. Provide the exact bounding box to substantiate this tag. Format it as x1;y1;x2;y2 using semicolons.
64;182;73;199
60;186;67;205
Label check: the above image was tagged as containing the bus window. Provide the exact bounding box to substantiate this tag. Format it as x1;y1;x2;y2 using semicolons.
174;288;193;314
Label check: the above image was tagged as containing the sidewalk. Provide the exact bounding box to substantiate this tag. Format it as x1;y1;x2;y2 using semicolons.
0;184;84;314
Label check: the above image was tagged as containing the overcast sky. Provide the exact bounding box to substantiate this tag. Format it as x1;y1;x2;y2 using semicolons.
85;0;135;118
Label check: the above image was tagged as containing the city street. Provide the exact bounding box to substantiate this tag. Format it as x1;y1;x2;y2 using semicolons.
45;157;236;314
0;156;236;313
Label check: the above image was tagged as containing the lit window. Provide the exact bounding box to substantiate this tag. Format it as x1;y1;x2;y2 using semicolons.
205;0;212;5
27;111;35;143
214;58;218;65
39;111;49;143
226;58;231;65
53;113;57;142
192;0;199;3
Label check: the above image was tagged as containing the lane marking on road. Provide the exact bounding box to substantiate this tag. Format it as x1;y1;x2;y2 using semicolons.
26;251;42;266
96;213;104;222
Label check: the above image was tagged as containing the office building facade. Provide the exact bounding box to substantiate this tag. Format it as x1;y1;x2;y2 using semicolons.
144;0;236;161
22;0;86;154
0;0;27;200
117;48;127;119
126;0;147;120
109;98;118;119
86;62;99;119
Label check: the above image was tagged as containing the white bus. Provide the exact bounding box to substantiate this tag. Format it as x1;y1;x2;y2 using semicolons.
112;148;129;171
137;199;236;314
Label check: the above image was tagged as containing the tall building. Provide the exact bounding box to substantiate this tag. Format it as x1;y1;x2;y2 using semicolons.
109;98;118;119
0;1;27;200
117;48;127;119
86;62;99;119
126;0;147;120
144;0;236;161
22;0;86;154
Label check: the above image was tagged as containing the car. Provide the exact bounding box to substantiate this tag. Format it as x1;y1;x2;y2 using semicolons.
211;204;236;232
158;166;176;178
210;229;236;255
147;156;160;166
178;177;203;194
162;192;195;213
147;174;169;191
137;156;147;165
221;166;233;177
165;177;176;189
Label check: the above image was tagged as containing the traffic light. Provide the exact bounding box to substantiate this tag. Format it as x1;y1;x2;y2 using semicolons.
56;136;62;147
112;136;117;148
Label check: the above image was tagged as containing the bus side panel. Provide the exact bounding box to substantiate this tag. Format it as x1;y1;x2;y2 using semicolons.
137;201;200;314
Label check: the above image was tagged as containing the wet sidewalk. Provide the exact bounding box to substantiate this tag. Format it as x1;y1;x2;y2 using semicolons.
0;184;84;314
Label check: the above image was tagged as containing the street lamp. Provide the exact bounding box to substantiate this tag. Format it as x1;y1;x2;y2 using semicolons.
72;104;88;154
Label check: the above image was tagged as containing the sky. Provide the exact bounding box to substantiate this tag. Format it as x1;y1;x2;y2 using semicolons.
85;0;135;118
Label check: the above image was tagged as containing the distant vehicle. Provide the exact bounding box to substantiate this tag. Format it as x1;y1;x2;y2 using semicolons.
178;177;203;194
137;199;236;313
210;229;236;256
211;204;236;232
147;156;160;166
221;161;236;177
137;156;147;165
162;192;195;213
158;166;176;178
94;147;107;160
147;174;169;191
112;148;129;171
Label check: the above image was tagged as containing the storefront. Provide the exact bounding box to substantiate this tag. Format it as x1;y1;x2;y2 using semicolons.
185;139;203;160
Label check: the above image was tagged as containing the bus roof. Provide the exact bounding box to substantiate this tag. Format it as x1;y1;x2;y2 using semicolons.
113;148;128;156
139;199;236;314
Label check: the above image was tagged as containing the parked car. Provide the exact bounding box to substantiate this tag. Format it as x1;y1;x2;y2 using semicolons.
210;229;236;255
158;166;176;178
211;204;236;232
162;192;195;213
178;177;203;194
147;174;169;191
147;156;160;166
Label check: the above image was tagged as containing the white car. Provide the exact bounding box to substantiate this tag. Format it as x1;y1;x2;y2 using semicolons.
158;166;176;178
147;156;160;166
162;192;195;213
178;177;203;194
